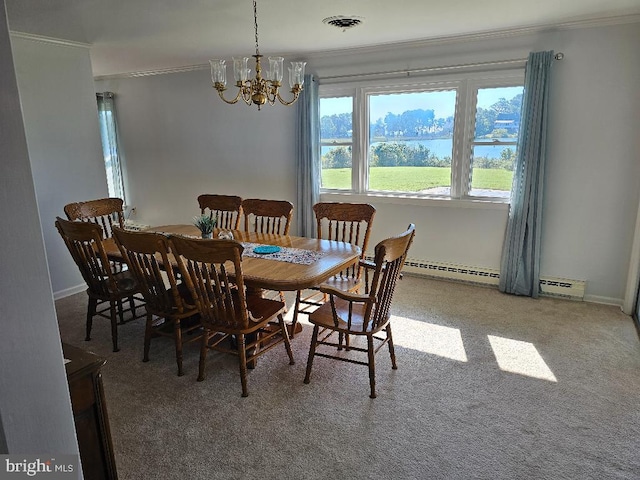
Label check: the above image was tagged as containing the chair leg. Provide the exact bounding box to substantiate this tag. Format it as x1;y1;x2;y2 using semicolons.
117;298;125;324
304;325;320;384
110;301;119;352
143;312;153;362
128;295;136;318
85;297;97;341
174;319;184;377
386;324;397;370
197;329;209;382
277;314;295;365
338;332;351;351
238;334;249;397
367;334;376;398
291;291;302;338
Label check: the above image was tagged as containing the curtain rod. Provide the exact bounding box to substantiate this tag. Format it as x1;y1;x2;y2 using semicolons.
321;52;564;81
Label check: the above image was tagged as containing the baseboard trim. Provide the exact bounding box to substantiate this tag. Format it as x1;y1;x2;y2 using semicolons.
53;284;86;300
405;270;623;307
582;294;623;307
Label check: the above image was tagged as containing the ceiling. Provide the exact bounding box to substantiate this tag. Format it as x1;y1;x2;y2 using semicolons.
5;0;640;77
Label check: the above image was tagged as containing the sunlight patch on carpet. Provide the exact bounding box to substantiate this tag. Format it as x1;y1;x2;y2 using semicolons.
488;335;557;382
392;316;468;362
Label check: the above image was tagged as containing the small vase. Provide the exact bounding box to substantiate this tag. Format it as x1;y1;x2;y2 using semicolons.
201;232;213;239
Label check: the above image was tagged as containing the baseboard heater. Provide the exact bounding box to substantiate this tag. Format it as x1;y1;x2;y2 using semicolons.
398;257;586;300
124;220;151;231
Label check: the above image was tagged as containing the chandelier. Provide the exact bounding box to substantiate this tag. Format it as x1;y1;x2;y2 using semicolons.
209;0;306;110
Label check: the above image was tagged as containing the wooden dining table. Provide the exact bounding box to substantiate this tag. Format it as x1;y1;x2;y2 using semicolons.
105;224;361;293
104;224;360;363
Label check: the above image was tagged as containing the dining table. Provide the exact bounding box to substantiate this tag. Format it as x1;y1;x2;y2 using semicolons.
104;224;361;365
105;224;361;292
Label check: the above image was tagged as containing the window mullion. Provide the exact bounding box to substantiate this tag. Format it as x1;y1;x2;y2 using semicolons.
353;89;367;193
451;80;472;198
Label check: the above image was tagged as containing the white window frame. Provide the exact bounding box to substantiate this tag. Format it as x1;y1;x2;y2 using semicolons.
319;69;524;205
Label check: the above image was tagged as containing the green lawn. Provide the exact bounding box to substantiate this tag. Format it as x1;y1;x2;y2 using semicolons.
321;166;513;192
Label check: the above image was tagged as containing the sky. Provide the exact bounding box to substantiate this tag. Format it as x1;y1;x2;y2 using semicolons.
321;86;523;121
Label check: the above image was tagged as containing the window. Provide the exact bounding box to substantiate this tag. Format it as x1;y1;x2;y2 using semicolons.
469;86;523;198
320;96;353;190
319;72;524;201
96;92;125;201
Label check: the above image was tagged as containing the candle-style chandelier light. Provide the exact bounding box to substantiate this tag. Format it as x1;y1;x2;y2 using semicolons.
209;0;306;110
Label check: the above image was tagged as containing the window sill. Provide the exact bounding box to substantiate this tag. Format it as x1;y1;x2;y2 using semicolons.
320;191;510;210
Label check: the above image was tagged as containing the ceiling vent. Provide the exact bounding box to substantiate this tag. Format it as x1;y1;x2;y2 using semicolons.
322;16;364;31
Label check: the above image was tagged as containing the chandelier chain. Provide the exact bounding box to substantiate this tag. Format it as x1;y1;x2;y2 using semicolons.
253;0;260;56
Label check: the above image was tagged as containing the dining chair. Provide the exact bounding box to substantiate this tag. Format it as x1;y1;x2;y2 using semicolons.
197;194;242;230
64;197;125;240
64;196;127;273
292;202;376;337
169;235;295;397
304;224;415;398
55;217;142;352
112;227;203;376
241;198;294;235
241;198;294;305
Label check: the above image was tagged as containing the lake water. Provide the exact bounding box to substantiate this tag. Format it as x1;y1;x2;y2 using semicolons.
322;138;515;159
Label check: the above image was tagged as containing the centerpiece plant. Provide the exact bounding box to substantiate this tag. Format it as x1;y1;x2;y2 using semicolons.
193;214;217;239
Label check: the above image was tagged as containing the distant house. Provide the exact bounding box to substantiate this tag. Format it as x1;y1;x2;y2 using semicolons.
494;113;520;132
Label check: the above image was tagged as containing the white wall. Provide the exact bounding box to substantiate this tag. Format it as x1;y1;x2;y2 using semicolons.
96;21;640;304
0;0;79;455
11;36;110;296
96;70;297;229
539;24;640;303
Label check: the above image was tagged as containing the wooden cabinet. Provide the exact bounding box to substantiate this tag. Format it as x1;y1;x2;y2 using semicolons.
63;343;118;480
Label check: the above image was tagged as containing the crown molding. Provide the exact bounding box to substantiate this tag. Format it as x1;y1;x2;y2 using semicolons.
94;63;207;81
9;31;91;49
305;12;640;60
93;11;640;81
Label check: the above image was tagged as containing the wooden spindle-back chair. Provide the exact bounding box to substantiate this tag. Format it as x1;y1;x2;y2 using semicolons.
113;228;202;376
64;197;125;240
197;194;242;230
55;217;141;352
241;198;294;304
241;198;293;235
304;224;415;398
170;235;295;397
292;202;376;335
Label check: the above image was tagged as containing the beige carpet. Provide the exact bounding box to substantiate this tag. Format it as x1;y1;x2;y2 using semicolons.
55;276;640;480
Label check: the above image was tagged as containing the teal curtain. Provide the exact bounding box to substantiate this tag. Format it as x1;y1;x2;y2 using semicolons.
499;51;554;297
295;74;320;237
96;92;125;202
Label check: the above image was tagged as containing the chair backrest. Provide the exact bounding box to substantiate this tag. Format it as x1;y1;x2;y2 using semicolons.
112;227;191;316
170;236;250;331
197;194;242;230
241;198;294;235
362;224;415;331
55;216;118;297
64;197;124;239
314;202;376;278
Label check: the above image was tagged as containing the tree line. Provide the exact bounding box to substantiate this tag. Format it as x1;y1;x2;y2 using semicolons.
321;93;523;140
323;144;516;170
321;93;522;170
